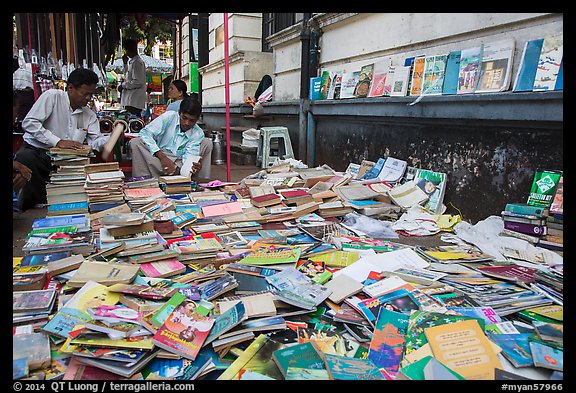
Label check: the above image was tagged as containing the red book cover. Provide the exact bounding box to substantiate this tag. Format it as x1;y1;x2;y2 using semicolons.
251;193;281;207
280;190;310;199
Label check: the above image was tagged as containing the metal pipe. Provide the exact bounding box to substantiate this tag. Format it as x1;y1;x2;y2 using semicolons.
224;13;231;182
306;110;316;166
298;13;312;165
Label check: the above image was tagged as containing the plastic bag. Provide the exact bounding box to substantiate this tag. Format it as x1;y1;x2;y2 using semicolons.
341;212;399;239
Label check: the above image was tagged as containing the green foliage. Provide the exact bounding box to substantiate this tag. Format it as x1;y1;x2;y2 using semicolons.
120;14;173;56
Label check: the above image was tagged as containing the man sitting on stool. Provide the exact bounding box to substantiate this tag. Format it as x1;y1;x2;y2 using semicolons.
129;96;212;180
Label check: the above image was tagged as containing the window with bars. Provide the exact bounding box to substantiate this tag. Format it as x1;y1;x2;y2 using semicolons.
262;13;302;52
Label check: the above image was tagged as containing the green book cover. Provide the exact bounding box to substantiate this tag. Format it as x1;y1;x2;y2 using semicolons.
150;291;187;328
272;341;326;378
527;170;562;208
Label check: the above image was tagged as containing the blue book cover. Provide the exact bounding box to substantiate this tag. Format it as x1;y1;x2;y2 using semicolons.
368;308;409;377
513;39;544;92
488;333;534;367
309;77;322;100
48;201;89;212
32;214;88;229
20;251;72;266
529;341;563;371
554;60;562;90
324;353;385;380
442;50;461;94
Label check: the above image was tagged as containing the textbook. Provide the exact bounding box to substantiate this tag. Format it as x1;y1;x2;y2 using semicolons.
422;54;447;95
457;45;483;94
475;38;515;93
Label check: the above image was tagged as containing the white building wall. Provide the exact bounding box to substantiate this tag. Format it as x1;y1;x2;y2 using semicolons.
271;12;562;101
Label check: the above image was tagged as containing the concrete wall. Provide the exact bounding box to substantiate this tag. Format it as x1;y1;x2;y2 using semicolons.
199;13;563;223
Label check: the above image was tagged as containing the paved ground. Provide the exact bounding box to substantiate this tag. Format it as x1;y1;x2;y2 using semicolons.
12;162;448;257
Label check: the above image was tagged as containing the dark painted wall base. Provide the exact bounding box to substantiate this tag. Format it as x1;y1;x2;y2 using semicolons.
201;92;563;223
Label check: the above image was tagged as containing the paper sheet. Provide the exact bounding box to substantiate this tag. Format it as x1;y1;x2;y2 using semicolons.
180;155;201;177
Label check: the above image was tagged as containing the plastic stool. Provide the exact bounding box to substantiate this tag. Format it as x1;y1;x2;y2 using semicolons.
256;126;295;168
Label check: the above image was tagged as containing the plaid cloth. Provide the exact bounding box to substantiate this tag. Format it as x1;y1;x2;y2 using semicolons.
39;77;54;93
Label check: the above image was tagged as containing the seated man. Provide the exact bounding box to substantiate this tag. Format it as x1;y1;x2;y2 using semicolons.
129;96;212;180
14;68;112;211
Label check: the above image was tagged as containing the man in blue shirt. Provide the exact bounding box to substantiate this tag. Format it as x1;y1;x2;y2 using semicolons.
129;97;212;180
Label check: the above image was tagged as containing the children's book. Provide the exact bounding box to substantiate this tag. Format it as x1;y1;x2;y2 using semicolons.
339;71;360;99
324;354;385;380
476;38;515;93
457;45;483;94
413;168;447;214
297;327;359;357
367;308;409;378
533;32;563;92
442;50;462;94
152;296;215;361
425;319;502;380
217;334;286;380
368;59;392;97
409;55;426;96
42;280;120;339
358;288;420;326
272;341;326;378
422;54;447;95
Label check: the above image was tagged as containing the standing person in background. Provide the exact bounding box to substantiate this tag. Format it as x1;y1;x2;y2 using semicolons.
118;38;147;117
14;68;113;212
166;79;190;112
13;90;32;213
129;96;212;180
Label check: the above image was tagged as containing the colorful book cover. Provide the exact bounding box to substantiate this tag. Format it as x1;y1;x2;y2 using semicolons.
487;333;534;368
476;38;515;93
354;63;373;98
272;341;326;378
442;50;462;94
309;250;360;268
42;281;120;339
422;54;447;95
409;55;426;96
368;308;409;378
324;354;385;380
425;319;502;380
339;71;360;99
358;288;420;326
414;168;447;214
527;169;562;208
297;327;358;357
529;341;563;371
513;38;545;92
457;46;483;94
533;32;563;92
217;334;286;380
139;259;186;279
368;59;392;97
327;71;343;99
203;302;247;347
240;245;302;265
318;70;332;100
549;175;563;215
404;310;485;355
152;297;214;361
285;367;330;380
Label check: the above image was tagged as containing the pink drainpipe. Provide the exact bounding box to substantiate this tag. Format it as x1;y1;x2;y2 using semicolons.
224;13;231;182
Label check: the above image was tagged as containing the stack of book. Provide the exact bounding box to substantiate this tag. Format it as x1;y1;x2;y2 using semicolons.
168;237;223;264
46;157;89;215
84;163;126;212
159;175;193;195
123;187;167;211
500;203;548;239
279;189;314;206
123;175;160;190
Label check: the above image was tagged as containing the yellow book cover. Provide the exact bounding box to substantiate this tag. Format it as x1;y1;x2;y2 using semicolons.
425;319;502;380
309;250;360;268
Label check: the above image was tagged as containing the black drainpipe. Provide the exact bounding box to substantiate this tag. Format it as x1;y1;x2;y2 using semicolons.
298;13;313;164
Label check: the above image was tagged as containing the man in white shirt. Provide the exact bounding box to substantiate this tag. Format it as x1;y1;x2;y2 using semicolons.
14;68;113;211
118;38;147;117
129;96;212;180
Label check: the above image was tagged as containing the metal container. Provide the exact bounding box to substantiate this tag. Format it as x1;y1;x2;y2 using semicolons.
211;130;226;165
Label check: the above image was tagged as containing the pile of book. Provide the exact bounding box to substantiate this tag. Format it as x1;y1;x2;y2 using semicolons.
13;159;563;382
84;162;126;212
159;175;193;195
46;150;90;215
